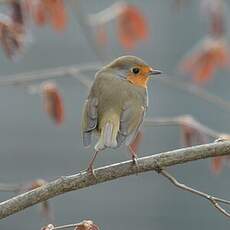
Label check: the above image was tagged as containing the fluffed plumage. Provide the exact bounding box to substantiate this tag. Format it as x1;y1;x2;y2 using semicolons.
81;55;161;174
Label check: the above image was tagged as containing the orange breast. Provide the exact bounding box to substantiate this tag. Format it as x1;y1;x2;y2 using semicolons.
127;74;149;88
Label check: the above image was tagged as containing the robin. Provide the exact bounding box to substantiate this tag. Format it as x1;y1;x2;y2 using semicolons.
81;55;161;175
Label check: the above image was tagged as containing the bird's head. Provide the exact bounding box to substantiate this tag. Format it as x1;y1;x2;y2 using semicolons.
105;55;161;88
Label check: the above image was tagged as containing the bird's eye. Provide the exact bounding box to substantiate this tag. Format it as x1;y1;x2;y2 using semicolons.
131;67;140;75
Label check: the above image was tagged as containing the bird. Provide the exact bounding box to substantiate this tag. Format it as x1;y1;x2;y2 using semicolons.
81;55;161;175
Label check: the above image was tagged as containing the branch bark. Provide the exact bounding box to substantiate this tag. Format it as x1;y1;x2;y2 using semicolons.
0;141;230;220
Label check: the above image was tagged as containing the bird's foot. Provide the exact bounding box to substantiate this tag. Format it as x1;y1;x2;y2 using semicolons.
86;150;100;179
154;160;162;173
86;165;97;179
215;136;229;143
132;155;139;175
215;137;224;143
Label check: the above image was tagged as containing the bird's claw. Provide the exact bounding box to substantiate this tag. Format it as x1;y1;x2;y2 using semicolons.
154;160;162;173
215;137;225;143
132;156;138;165
132;155;139;175
87;166;97;179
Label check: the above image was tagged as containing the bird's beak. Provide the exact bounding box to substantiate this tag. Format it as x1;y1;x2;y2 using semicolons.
148;68;162;76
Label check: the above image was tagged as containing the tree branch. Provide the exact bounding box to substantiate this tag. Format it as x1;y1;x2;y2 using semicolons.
0;142;230;220
160;169;230;218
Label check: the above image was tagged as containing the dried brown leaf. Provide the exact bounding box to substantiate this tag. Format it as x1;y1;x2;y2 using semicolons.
117;4;149;49
75;220;99;230
179;37;230;84
180;122;208;147
31;0;67;31
41;81;64;125
40;224;54;230
0;19;24;59
211;156;223;174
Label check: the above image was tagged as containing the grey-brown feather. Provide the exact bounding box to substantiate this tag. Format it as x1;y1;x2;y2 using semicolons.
82;98;98;147
117;105;145;147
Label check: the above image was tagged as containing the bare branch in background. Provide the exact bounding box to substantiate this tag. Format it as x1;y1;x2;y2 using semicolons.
144;115;230;173
0;63;100;87
71;73;92;88
0;64;229;114
0;182;21;192
144;115;223;139
0;141;230;219
144;115;230;155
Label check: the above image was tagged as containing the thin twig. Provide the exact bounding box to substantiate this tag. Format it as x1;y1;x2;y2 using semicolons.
0;142;230;220
0;63;100;87
54;223;78;230
160;169;230;218
71;72;92;88
0;183;21;192
144;115;222;139
41;220;99;230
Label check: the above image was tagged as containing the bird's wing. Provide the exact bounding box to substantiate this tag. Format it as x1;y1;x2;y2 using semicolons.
117;104;145;147
81;97;98;147
81;71;116;148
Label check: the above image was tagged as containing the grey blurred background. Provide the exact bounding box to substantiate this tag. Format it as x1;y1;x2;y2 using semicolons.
0;0;229;229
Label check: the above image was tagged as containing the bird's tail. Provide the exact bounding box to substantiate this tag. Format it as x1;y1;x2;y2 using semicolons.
95;111;120;151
